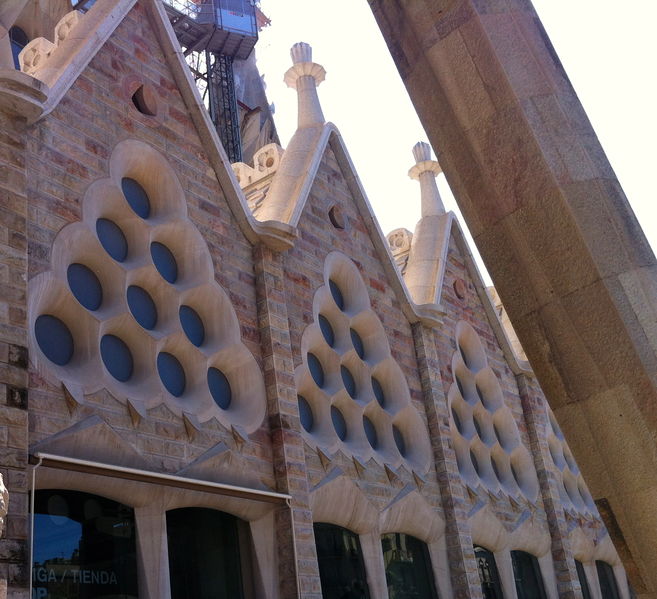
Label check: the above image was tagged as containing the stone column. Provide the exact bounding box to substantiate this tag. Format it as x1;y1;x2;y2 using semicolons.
134;502;171;599
516;374;579;598
253;243;322;599
0;91;31;598
412;322;481;598
369;1;657;593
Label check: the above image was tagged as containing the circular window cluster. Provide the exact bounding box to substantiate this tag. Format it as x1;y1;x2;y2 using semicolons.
546;409;596;516
448;321;539;502
28;140;266;431
295;252;432;472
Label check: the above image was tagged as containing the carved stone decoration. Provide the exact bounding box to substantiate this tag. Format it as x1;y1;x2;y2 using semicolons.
546;408;597;517
387;228;413;274
19;38;56;75
18;10;83;76
28;139;267;432
448;321;540;502
295;251;432;473
232;142;284;187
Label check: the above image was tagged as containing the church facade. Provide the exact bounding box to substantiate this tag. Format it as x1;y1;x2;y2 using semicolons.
0;1;629;598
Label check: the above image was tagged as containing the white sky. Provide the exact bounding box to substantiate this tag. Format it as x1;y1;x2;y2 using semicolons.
256;1;657;284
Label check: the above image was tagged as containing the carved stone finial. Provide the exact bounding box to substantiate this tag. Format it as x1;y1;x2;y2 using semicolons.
283;42;326;128
412;141;432;163
408;141;444;217
290;42;312;65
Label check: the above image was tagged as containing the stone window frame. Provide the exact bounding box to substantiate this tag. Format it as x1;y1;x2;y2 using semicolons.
28;139;266;431
570;529;631;599
309;472;452;599
32;470;280;599
295;251;432;473
545;407;597;516
470;507;558;599
448;321;540;502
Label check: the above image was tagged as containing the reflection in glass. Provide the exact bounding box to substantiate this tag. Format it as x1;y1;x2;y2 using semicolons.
382;533;438;599
314;523;370;599
596;561;621;599
167;508;246;599
511;550;547;599
9;27;28;70
33;490;138;599
575;560;592;599
475;545;504;599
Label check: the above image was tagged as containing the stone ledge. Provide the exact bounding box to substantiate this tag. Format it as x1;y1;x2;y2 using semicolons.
0;70;48;123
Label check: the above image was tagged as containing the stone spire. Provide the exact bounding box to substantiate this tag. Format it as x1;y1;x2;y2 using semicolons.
283;42;326;128
408;141;444;217
403;142;450;307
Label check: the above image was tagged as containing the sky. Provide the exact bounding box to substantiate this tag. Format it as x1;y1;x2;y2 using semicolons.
255;1;657;284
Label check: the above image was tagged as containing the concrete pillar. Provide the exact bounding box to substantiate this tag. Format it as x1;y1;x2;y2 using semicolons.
369;1;657;594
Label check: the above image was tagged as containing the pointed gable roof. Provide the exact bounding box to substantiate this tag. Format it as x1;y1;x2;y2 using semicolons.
0;0;296;251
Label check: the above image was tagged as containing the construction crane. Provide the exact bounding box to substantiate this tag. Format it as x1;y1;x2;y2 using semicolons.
162;0;259;163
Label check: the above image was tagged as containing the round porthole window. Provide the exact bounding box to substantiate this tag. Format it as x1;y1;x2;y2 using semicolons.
318;314;335;347
96;218;128;262
298;395;314;432
328;279;344;310
207;367;231;409
35;315;74;366
371;377;385;407
100;334;133;382
121;177;150;219
308;353;324;388
328;205;345;230
180;305;205;347
131;84;158;117
470;449;480;475
393;425;406;456
157;352;186;397
67;263;102;311
127;285;157;330
363;415;377;449
350;328;365;359
331;405;347;441
341;365;357;398
151;241;178;284
451;406;462;433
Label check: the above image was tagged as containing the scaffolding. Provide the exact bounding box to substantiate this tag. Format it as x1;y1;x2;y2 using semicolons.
162;0;259;162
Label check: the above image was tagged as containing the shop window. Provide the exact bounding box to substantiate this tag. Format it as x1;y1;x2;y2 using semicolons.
475;545;504;599
596;561;621;599
511;550;547;599
9;26;28;70
32;489;138;599
574;560;592;599
381;533;438;599
314;523;370;599
166;508;249;599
